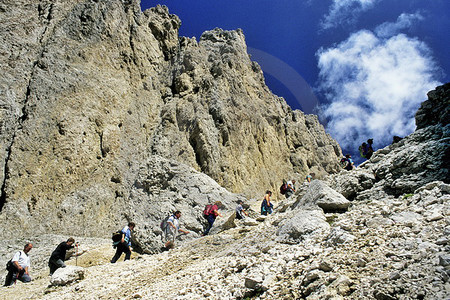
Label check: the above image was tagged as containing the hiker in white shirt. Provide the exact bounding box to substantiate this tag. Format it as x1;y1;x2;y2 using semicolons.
4;243;33;286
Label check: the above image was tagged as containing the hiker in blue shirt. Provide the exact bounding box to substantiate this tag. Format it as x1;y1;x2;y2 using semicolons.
111;222;135;263
342;154;354;171
236;200;248;220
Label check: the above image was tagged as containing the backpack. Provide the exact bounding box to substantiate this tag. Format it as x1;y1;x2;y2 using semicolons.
340;157;349;168
358;145;366;158
160;214;172;232
6;260;13;271
6;251;22;271
203;204;213;217
280;183;287;195
112;230;122;243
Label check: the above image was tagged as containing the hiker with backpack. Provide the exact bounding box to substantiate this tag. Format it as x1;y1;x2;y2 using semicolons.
261;190;274;215
203;201;223;236
359;139;374;160
4;242;33;286
48;237;76;276
162;211;189;250
111;222;135;263
366;139;374;159
341;154;354;171
286;180;296;198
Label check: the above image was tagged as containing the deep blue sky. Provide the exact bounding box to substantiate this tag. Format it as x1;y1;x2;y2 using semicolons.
141;0;449;163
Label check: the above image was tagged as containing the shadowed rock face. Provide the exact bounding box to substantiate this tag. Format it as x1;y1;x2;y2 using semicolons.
0;1;341;242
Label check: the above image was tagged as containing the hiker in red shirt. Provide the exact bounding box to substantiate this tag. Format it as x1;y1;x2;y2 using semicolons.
203;201;223;236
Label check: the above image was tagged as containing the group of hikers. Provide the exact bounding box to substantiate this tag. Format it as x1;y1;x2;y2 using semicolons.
341;138;375;171
4;173;314;286
4;238;78;286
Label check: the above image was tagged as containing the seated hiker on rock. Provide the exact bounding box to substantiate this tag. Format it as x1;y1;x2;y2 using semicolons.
4;242;33;286
261;190;274;215
203;201;223;236
164;211;189;250
111;222;135;263
286;179;296;198
235;200;248;220
48;237;77;276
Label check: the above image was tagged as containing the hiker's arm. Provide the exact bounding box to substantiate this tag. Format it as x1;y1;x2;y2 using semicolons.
168;221;176;230
24;266;29;275
180;229;189;234
13;261;22;271
214;210;223;217
121;233;125;243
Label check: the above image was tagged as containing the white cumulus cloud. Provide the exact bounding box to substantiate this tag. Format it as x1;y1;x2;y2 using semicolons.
321;0;378;30
375;12;424;38
316;29;441;156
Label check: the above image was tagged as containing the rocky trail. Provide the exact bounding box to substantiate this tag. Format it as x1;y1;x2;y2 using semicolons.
1;177;448;299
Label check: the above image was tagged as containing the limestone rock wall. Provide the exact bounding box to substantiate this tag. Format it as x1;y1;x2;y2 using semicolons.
0;0;341;241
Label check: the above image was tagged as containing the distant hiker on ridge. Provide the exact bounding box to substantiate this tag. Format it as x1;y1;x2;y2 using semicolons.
111;222;135;263
48;237;76;275
203;201;223;236
359;139;374;160
163;211;189;250
4;242;33;286
261;190;274;215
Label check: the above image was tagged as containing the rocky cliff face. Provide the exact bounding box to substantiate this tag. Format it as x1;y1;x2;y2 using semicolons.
0;0;341;245
0;84;448;299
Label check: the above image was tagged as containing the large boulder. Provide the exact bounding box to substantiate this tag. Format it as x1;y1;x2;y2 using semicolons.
276;209;330;243
50;265;85;286
293;180;350;213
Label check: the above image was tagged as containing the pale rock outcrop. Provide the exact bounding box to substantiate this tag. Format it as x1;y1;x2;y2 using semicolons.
276;209;330;243
293;180;351;212
50;265;85;286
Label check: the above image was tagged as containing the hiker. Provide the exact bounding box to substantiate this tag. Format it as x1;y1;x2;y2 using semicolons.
392;136;403;144
359;139;374;160
163;211;189;250
305;173;315;184
235;200;248;220
203;201;223;236
111;222;135;263
285;180;296;198
4;242;33;286
261;190;273;215
365;139;374;159
48;237;76;276
341;154;354;171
